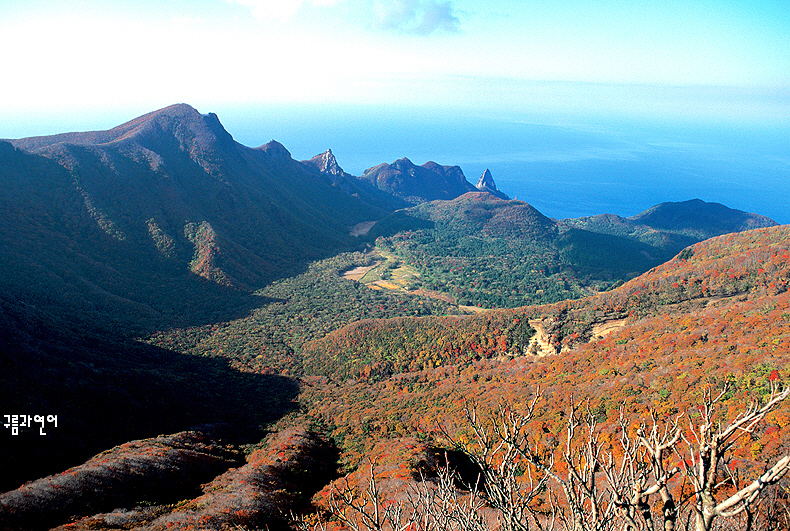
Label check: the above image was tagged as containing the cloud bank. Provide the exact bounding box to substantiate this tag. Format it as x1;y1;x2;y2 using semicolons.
375;0;460;35
232;0;460;35
231;0;339;23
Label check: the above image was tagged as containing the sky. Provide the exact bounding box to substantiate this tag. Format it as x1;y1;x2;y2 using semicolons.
1;0;789;138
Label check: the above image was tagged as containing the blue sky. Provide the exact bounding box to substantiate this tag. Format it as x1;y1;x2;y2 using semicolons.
1;0;789;136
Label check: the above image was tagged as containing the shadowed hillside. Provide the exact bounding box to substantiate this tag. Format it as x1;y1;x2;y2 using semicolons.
0;302;299;492
360;157;478;203
0;104;390;492
1;428;336;531
2;104;787;530
366;193;776;308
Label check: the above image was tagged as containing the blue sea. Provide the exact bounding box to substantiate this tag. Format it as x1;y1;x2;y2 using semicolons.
9;103;787;224
218;104;789;224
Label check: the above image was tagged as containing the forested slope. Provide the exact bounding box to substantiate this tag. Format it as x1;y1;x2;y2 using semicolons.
299;225;790;507
371;194;776;308
3;225;787;530
303;225;790;381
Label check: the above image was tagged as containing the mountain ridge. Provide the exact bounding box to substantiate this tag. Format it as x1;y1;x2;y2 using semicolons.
301;149;409;211
6;104;391;294
10;104;233;154
561;198;777;256
1;104;786;526
628;197;777;237
360;157;478;203
367;192;777;308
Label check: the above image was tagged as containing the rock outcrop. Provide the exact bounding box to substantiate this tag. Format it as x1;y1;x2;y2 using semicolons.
305;148;344;177
476;168;510;200
360;157;477;203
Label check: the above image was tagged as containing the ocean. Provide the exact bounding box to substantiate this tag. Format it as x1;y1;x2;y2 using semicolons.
220;104;789;224
8;103;786;224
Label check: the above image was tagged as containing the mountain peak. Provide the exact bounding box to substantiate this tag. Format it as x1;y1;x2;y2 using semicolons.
257;140;292;159
121;104;235;151
628;198;777;239
361;158;477;203
11;103;235;154
475;168;510;200
476;168;494;189
306;149;344;176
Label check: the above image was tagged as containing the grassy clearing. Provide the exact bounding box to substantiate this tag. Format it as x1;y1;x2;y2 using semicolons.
357;248;420;289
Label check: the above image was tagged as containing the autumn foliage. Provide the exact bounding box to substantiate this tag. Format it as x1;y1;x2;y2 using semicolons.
5;105;789;530
0;431;239;531
4;428;335;531
300;226;790;517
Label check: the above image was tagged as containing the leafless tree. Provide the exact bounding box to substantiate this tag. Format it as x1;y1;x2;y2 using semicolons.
457;394;555;531
680;382;790;531
603;408;682;531
297;383;790;531
292;458;491;531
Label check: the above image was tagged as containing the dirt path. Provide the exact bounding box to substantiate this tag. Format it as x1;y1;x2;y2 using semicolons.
342;262;382;281
340;248;477;312
527;319;557;357
349;221;377;237
591;319;627;338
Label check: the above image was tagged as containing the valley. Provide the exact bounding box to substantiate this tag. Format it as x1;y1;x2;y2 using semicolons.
341;248;461;308
1;104;788;531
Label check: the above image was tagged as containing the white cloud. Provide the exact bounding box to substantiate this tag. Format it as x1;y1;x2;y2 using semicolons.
231;0;302;21
231;0;340;22
413;0;459;34
228;0;460;35
376;0;460;34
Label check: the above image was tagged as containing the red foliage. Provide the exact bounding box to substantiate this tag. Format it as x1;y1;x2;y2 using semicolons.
0;431;238;531
47;427;335;530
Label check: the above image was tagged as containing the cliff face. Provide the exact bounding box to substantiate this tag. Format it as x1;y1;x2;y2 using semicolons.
360;157;477;203
476;168;510;200
304;148;344;177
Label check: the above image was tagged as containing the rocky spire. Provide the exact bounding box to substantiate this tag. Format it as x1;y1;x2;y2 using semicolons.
476;169;510;200
311;149;343;176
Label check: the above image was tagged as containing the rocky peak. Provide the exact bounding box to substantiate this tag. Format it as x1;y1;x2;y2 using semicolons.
309;149;344;176
257;140;292;159
476;169;510;200
10;103;235;154
476;169;494;189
